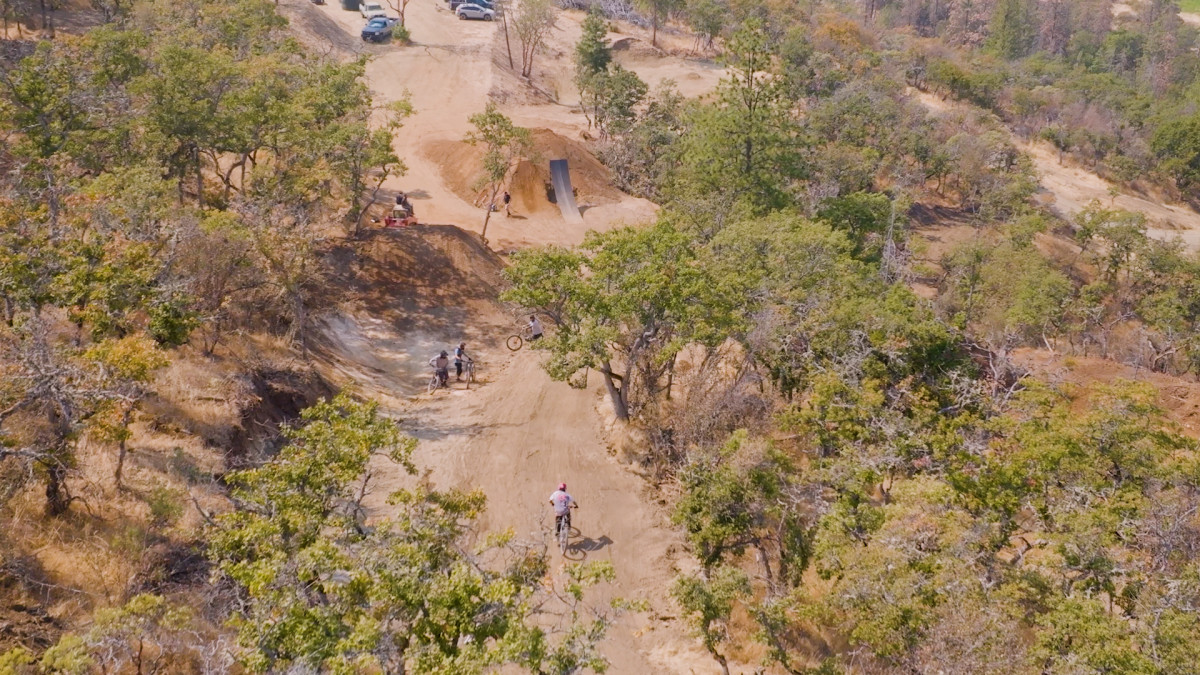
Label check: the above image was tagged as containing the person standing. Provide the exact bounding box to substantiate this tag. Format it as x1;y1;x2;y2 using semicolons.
503;191;512;217
454;342;472;381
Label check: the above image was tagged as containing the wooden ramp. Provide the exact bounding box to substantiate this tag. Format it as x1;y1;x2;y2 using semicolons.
549;159;583;225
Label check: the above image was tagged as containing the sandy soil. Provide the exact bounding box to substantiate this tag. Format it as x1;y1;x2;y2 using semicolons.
1112;1;1199;25
1013;349;1200;438
912;89;1200;250
279;0;732;669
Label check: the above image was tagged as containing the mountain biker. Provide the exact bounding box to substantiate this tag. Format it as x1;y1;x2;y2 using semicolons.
528;314;544;342
454;342;473;380
429;351;450;387
548;482;577;537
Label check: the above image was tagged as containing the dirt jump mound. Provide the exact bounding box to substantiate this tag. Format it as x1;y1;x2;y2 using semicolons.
421;129;626;219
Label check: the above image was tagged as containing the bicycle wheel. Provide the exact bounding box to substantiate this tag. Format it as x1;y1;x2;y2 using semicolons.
558;522;569;555
506;335;523;351
428;373;439;395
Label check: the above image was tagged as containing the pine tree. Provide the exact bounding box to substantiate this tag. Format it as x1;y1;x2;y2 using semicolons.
987;0;1034;59
574;8;610;78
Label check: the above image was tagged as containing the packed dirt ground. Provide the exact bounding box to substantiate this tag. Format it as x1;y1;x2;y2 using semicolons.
278;0;730;249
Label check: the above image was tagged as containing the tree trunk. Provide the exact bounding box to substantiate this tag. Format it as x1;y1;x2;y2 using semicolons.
45;459;69;516
195;145;203;206
755;541;777;596
664;354;676;399
599;361;629;421
114;406;133;488
651;8;658;47
501;11;514;68
711;649;730;675
292;288;307;356
481;184;500;243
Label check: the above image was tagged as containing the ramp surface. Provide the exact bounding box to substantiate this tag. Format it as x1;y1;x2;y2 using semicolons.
549;159;583;224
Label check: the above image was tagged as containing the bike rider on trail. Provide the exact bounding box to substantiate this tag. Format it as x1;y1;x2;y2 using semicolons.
430;351;450;387
549;482;577;536
454;342;472;381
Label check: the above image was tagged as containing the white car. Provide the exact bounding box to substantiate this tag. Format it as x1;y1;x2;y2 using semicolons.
360;1;387;19
456;3;494;19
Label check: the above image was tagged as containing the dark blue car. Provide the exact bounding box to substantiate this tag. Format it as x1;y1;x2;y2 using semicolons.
361;16;398;42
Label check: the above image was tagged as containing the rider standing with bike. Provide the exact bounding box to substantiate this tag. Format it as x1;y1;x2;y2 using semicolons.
454;342;473;381
429;351;450;388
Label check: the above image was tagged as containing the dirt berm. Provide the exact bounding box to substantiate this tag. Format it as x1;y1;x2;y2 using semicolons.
312;224;512;401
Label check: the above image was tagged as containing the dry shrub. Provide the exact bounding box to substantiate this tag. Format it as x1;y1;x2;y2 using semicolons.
642;341;773;474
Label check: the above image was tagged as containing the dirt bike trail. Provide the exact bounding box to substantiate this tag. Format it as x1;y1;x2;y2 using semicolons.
379;351;715;672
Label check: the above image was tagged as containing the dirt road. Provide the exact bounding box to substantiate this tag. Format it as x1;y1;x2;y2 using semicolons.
912;89;1200;250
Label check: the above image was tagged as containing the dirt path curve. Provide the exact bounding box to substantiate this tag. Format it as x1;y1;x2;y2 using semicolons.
912;89;1200;250
309;226;716;671
382;352;716;672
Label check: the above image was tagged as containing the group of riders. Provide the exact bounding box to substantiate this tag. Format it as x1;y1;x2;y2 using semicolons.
426;315;543;387
426;315;576;546
428;341;472;387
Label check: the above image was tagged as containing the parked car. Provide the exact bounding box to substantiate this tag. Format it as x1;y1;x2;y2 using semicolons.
359;1;387;18
456;3;494;20
361;16;398;41
449;0;490;10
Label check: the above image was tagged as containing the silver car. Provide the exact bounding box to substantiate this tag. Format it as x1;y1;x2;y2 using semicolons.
456;3;494;20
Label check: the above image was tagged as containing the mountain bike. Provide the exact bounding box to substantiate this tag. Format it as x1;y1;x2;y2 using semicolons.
428;368;449;394
506;330;528;351
463;360;476;388
556;505;577;555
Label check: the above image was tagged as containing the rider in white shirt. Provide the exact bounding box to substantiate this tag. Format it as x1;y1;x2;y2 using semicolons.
529;315;544;341
548;482;577;536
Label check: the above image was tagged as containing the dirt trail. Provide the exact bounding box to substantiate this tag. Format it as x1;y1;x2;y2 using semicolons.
282;1;727;669
913;89;1200;250
310;224;715;671
391;353;714;672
